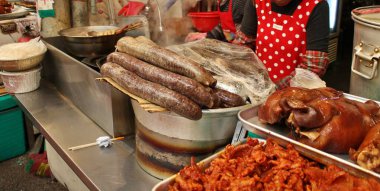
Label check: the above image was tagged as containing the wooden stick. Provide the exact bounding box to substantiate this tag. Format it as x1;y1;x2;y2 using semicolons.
68;137;124;151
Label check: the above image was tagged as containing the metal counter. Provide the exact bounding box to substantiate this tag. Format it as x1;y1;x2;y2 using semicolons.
14;80;160;191
42;37;135;138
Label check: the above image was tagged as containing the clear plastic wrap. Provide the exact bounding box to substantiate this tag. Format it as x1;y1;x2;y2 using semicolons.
168;39;276;106
290;68;326;89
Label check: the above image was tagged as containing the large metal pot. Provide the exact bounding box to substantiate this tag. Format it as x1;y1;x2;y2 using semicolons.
58;26;125;57
132;99;249;179
350;6;380;101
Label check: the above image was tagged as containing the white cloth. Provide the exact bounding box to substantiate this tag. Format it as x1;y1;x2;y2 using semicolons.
96;136;112;148
290;68;326;89
0;37;46;60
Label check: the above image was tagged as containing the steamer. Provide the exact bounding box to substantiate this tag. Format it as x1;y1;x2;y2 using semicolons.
350;6;380;101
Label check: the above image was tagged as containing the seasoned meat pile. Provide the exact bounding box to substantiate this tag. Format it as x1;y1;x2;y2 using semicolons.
168;138;380;191
0;0;11;14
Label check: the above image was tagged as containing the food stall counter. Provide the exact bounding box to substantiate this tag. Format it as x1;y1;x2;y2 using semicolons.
14;80;160;191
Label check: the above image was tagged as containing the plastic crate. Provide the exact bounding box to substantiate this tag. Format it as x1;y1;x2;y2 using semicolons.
0;107;26;161
247;131;263;139
0;94;17;111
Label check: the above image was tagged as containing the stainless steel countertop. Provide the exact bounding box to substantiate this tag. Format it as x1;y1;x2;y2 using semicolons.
14;80;160;191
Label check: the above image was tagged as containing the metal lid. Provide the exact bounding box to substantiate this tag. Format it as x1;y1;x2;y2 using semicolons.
352;6;380;28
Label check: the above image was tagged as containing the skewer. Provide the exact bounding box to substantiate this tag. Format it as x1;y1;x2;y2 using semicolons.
68;136;125;151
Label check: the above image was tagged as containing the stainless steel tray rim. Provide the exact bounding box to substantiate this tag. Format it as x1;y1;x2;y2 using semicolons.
238;113;380;179
202;104;251;114
237;93;380;180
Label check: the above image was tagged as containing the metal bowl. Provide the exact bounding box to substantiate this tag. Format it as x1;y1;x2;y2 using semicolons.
59;26;125;57
132;99;249;179
0;51;46;72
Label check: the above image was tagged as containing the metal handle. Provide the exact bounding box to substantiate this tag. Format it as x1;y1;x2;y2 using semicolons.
106;0;117;26
351;43;379;80
90;0;97;15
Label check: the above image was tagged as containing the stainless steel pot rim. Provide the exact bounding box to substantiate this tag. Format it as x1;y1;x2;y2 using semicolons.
131;99;249;115
202;104;251;114
352;6;380;27
0;65;42;75
130;99;250;114
58;26;120;38
0;49;47;62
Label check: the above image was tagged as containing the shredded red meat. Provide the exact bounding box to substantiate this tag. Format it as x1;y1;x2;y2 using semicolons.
168;138;380;191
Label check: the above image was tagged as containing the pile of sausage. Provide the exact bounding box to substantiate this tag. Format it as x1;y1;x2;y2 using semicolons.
100;36;245;120
258;87;380;173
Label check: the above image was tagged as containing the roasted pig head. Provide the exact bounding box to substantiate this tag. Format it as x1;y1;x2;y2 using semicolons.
258;87;289;124
258;87;380;154
288;98;377;154
258;87;342;125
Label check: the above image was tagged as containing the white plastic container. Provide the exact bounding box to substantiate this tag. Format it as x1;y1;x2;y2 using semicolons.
0;66;42;93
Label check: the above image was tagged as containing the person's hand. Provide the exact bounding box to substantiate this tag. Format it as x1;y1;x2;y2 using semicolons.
185;32;207;42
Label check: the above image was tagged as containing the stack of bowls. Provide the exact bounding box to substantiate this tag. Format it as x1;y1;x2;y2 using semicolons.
187;12;220;32
0;40;46;93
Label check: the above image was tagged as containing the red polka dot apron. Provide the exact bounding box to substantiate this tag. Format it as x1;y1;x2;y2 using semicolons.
255;0;321;83
219;0;237;42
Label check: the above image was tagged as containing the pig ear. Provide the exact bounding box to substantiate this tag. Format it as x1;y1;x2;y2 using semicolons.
279;98;308;112
291;106;321;129
291;104;337;130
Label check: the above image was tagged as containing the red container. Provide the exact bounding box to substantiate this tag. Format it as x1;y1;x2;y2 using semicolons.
187;11;220;32
118;1;145;16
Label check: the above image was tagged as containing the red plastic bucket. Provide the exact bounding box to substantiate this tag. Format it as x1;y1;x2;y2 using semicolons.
118;1;145;16
187;12;220;32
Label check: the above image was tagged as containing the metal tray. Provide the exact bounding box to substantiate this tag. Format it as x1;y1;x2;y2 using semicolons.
151;147;223;191
238;93;380;180
151;139;266;191
0;6;29;20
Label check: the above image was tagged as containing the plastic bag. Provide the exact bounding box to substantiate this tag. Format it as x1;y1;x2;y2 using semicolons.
0;37;47;60
290;68;326;89
168;39;276;106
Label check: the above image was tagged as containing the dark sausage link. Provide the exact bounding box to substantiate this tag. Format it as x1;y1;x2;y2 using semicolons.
101;62;202;120
205;87;222;109
116;36;217;87
213;88;246;108
107;52;214;108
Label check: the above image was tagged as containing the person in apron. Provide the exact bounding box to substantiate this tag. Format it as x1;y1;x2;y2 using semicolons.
234;0;330;89
185;0;248;42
